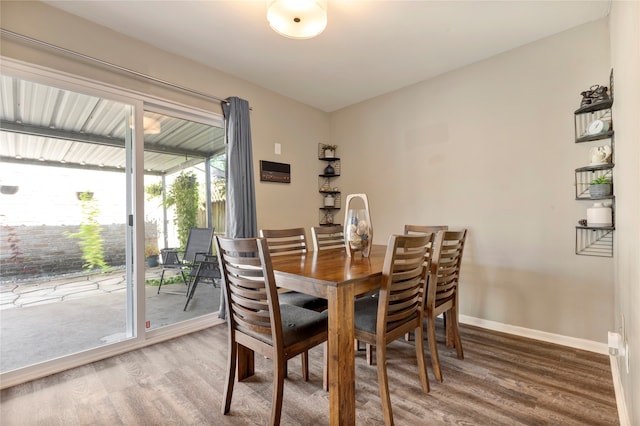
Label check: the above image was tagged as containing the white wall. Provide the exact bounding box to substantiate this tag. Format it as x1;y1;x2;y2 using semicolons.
332;19;614;343
609;1;640;424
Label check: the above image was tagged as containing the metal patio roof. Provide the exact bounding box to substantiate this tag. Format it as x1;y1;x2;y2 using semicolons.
0;75;225;176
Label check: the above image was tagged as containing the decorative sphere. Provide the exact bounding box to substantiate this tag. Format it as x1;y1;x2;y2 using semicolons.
357;221;368;235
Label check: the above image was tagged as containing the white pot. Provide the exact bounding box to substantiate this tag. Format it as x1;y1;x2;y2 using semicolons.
324;194;335;207
587;203;612;226
324;149;335;158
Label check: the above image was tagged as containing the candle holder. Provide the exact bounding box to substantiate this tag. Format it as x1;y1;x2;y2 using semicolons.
343;193;373;257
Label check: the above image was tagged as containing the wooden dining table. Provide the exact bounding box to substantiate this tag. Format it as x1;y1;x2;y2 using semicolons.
235;244;387;425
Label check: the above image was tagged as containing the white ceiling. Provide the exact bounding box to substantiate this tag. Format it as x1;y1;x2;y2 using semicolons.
43;1;611;112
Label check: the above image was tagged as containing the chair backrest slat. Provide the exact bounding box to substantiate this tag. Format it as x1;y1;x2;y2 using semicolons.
216;236;283;347
404;224;448;235
377;234;433;333
259;228;308;256
430;230;467;307
311;225;345;251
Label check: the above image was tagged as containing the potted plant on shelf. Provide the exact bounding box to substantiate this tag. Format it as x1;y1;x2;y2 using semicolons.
321;144;337;159
589;175;612;198
145;243;160;267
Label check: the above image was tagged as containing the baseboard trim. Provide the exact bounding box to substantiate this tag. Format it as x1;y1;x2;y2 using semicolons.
459;315;608;354
610;356;630;426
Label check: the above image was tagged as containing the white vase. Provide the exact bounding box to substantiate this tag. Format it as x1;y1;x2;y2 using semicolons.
587;203;612;226
324;194;335;207
324;149;335;158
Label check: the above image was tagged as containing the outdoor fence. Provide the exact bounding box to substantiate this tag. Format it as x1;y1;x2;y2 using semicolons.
0;222;158;282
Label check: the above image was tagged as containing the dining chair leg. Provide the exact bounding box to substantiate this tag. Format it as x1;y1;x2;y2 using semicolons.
366;343;374;365
222;339;238;414
375;342;394;426
450;308;464;359
414;325;430;393
427;316;443;382
322;342;329;392
445;312;455;348
301;351;309;381
271;357;286;426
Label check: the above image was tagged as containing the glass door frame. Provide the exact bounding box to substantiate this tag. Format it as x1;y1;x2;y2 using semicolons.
0;57;225;389
140;101;225;337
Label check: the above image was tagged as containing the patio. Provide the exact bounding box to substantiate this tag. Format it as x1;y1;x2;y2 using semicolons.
0;266;221;373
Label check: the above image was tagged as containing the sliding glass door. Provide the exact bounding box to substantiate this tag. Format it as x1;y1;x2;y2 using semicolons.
0;73;136;372
0;61;226;386
142;108;226;330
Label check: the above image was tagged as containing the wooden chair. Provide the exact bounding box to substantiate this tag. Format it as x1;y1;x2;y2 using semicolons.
402;225;447;343
259;228;328;312
353;233;432;426
310;225;345;251
216;236;328;426
404;224;448;235
425;229;467;383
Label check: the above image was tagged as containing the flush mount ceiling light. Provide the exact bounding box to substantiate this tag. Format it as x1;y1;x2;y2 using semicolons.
267;0;327;39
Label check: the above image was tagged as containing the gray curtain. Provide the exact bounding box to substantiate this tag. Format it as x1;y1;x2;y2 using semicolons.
218;96;257;318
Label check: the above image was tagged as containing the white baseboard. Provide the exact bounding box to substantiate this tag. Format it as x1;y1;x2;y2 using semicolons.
610;356;630;426
459;315;608;355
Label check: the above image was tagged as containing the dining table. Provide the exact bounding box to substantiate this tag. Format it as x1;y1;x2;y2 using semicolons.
234;244;387;425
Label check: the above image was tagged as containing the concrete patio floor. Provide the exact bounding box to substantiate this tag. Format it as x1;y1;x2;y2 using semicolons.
0;267;221;373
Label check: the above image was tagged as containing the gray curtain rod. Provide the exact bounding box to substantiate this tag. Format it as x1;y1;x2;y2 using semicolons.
1;28;235;107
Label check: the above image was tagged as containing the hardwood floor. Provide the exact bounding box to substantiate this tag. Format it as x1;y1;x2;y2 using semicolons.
0;321;618;425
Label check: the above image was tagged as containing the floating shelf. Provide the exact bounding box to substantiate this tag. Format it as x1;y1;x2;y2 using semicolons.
575;226;614;257
574;164;613;199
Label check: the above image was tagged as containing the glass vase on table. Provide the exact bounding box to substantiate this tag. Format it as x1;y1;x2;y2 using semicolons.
343;193;373;257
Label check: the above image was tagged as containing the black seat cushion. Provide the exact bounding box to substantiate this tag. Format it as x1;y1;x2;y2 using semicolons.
354;294;415;335
279;291;328;311
240;304;327;348
354;295;379;334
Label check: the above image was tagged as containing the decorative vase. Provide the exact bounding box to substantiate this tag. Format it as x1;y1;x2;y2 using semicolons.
589;146;612;165
343;193;373;257
324;164;335;175
587;203;612;227
324;149;335;158
324;194;335;207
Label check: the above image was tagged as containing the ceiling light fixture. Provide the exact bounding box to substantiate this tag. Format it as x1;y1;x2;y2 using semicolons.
143;116;161;135
267;0;327;39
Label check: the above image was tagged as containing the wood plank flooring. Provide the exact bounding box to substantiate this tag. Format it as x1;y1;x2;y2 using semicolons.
0;321;619;425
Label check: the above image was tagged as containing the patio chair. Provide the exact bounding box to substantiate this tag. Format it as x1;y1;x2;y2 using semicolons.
157;227;215;295
183;252;221;311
